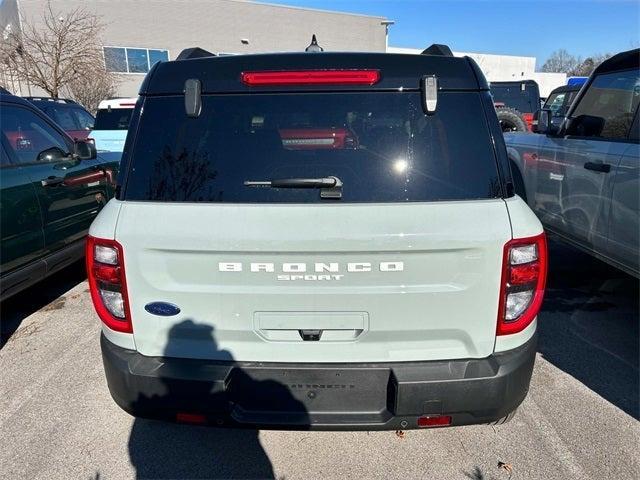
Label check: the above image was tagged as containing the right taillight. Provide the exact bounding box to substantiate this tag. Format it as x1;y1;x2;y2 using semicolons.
86;235;132;333
497;233;547;335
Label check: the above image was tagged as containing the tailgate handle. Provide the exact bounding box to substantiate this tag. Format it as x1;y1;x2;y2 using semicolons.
255;312;368;342
299;330;322;341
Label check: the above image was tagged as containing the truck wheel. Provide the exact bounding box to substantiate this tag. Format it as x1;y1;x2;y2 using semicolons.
497;108;528;133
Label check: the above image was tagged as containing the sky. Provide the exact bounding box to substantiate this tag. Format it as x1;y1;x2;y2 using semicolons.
275;0;640;65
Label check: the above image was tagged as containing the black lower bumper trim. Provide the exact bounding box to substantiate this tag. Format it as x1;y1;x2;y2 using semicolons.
101;333;537;430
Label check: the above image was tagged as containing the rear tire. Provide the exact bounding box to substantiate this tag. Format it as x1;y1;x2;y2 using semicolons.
497;107;528;133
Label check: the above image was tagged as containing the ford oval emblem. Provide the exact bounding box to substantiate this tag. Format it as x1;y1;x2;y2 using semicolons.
144;302;181;317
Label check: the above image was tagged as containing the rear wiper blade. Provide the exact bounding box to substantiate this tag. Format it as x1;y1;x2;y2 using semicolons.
244;176;342;199
244;176;342;189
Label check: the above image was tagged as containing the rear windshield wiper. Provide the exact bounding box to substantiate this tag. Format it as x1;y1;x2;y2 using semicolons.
244;176;342;199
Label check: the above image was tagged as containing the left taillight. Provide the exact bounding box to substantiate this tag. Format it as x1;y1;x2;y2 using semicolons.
86;235;132;333
497;232;547;336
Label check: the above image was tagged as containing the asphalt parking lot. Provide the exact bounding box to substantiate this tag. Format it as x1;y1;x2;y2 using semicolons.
1;239;638;480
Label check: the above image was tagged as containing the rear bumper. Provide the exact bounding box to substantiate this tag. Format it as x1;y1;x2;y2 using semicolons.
101;333;537;430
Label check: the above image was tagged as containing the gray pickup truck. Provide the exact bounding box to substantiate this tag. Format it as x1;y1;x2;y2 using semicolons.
505;48;639;278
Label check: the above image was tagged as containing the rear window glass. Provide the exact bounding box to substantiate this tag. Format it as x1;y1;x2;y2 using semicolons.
123;92;501;203
491;83;540;113
94;108;133;130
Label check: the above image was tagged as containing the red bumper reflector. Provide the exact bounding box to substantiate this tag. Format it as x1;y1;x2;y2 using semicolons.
176;413;207;425
241;69;381;86
417;415;452;428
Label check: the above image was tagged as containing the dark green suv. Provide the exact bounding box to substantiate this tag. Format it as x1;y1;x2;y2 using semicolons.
1;93;120;300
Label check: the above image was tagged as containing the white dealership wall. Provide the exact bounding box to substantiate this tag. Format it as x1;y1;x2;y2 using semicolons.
388;47;566;97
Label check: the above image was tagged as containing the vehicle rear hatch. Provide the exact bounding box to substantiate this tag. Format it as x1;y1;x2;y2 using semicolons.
114;53;512;363
91;106;134;152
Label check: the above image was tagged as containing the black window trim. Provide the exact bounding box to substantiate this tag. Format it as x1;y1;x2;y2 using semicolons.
627;103;640;142
0;136;12;167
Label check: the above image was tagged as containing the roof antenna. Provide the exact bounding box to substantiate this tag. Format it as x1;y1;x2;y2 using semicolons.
305;34;324;52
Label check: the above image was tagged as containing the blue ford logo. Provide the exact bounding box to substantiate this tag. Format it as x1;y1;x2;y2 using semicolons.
144;302;181;316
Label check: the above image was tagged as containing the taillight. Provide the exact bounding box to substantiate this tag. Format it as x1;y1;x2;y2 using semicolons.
241;70;380;86
522;113;534;131
86;236;132;333
497;233;547;335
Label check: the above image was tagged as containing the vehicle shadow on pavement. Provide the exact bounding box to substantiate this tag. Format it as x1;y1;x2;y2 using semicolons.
127;320;309;479
0;260;86;349
463;466;499;480
537;240;639;418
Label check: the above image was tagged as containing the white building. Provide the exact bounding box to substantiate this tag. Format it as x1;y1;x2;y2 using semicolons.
388;47;566;97
2;0;389;97
0;0;566;99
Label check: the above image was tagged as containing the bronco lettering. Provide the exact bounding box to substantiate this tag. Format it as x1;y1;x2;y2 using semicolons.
218;261;404;273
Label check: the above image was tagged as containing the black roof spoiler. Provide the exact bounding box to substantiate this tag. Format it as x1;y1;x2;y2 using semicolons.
141;52;485;94
593;48;639;75
421;44;453;57
176;47;216;61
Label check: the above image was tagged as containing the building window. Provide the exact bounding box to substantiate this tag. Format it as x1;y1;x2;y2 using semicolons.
103;47;169;73
149;49;169;67
104;47;127;72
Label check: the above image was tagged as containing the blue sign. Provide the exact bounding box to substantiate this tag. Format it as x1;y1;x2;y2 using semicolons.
567;77;588;87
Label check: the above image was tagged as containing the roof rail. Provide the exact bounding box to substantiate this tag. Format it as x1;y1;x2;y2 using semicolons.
421;44;454;57
176;47;216;60
23;96;78;104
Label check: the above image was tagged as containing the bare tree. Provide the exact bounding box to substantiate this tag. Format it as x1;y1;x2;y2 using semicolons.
540;49;580;73
0;0;116;105
568;53;613;76
68;64;118;113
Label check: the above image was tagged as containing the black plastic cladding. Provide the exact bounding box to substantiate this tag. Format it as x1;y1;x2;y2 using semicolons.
139;52;488;94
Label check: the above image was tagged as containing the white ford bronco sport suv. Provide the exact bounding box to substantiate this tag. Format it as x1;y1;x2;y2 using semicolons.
88;43;547;430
